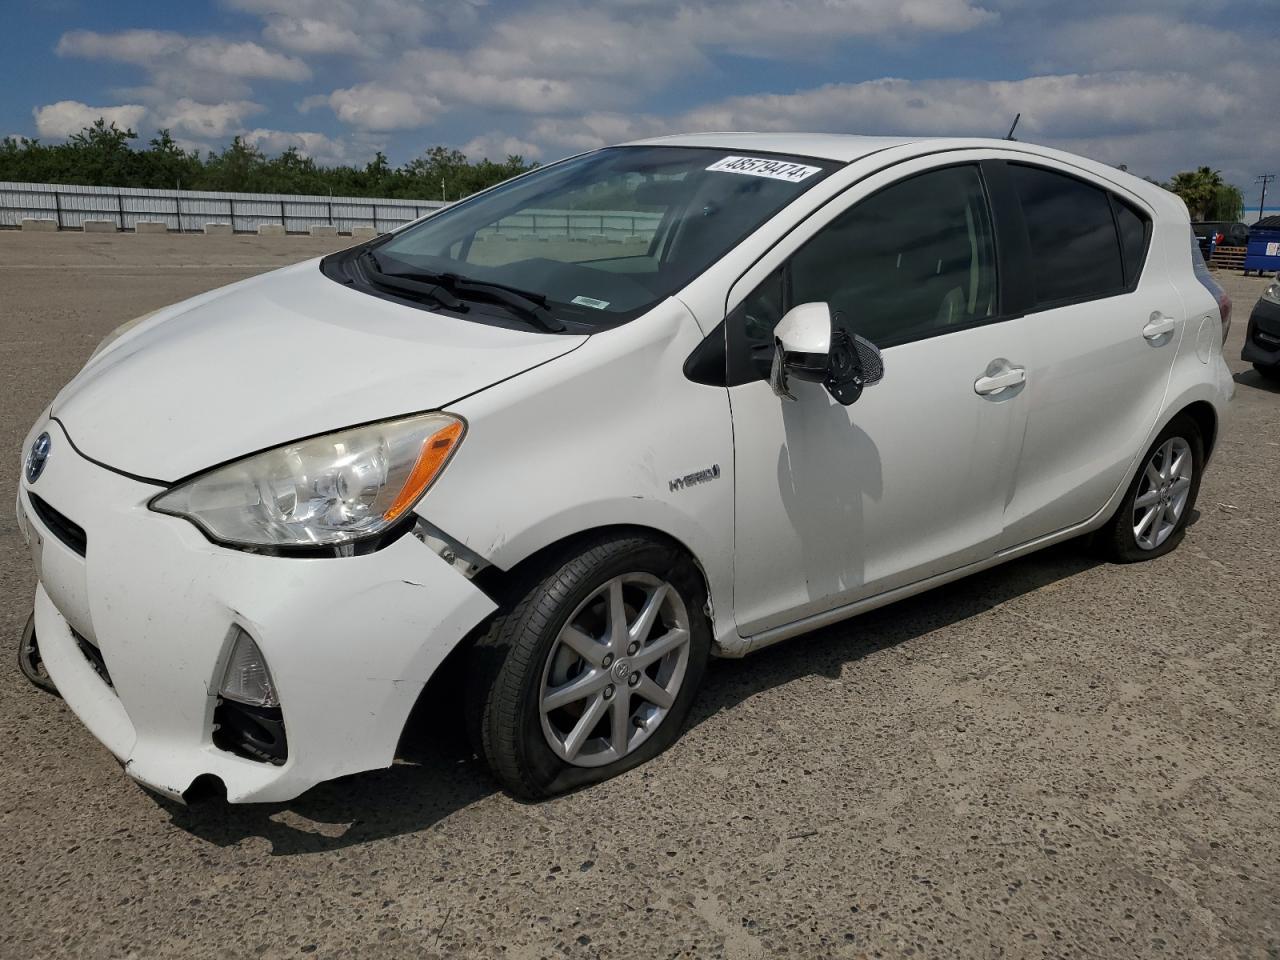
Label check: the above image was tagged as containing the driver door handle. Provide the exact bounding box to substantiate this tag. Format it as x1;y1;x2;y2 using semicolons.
974;364;1026;396
1143;313;1178;341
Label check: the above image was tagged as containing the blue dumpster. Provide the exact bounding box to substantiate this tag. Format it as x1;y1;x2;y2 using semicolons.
1244;217;1280;275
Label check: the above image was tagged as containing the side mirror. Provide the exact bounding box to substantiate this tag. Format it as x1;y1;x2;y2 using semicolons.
769;302;884;406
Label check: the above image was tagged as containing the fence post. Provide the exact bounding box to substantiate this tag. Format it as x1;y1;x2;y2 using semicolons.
414;206;421;219
175;197;182;232
117;192;126;231
229;197;236;233
327;200;333;226
371;203;377;233
280;199;287;232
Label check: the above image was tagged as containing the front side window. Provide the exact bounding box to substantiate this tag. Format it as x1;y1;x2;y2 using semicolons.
1010;164;1125;307
731;163;999;375
367;146;830;329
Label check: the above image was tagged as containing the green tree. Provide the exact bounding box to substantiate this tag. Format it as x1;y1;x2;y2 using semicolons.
1205;183;1244;221
138;130;202;190
201;136;267;191
0;121;538;201
1169;166;1224;220
64;118;140;186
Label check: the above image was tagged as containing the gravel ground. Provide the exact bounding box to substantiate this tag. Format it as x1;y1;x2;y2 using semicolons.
0;232;1277;960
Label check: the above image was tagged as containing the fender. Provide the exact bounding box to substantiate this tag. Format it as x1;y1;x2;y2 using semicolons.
420;297;741;651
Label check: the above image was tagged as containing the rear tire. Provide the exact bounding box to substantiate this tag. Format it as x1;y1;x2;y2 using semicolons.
467;534;710;800
1097;415;1203;563
1254;362;1280;382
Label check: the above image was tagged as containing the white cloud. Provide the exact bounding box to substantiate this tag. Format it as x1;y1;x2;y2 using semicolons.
461;132;544;161
242;128;383;165
468;8;706;81
528;112;671;152
33;100;149;138
158;98;265;138
261;18;366;56
27;0;1280;204
675;72;1238;140
677;0;996;54
223;0;485;56
57;29;310;99
669;67;1277;188
323;83;443;131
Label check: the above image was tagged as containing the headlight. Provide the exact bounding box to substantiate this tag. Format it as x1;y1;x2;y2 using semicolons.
1263;280;1280;307
151;413;465;549
89;309;160;362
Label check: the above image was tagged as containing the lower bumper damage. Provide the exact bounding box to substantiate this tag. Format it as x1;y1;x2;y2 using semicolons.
19;419;497;803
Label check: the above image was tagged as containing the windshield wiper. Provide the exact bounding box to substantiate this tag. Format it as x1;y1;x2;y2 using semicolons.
370;254;566;333
360;251;470;313
447;277;565;332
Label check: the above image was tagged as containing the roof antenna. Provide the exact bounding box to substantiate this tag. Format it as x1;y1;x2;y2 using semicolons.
1005;113;1020;141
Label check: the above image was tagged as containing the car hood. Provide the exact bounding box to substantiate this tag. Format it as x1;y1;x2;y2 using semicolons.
52;259;588;483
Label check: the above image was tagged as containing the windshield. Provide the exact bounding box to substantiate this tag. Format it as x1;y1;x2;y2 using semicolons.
372;146;830;328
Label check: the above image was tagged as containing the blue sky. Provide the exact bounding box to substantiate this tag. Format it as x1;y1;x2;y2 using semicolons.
3;0;1278;211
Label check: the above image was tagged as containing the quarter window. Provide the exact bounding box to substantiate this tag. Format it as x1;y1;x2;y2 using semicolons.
1009;164;1125;307
1114;198;1150;288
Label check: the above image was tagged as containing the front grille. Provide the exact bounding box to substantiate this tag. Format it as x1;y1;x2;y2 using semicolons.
27;492;87;557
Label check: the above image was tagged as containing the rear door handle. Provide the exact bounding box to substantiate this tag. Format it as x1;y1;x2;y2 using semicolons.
1143;312;1178;341
974;362;1026;397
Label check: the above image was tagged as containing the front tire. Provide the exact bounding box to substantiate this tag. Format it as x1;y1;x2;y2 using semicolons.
1098;415;1204;563
18;613;58;695
467;534;710;800
1254;362;1280;382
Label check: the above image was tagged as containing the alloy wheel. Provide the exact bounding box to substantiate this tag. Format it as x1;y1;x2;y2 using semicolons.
538;573;691;767
1132;436;1193;551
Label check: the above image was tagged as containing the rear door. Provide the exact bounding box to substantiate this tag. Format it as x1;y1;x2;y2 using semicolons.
990;160;1182;548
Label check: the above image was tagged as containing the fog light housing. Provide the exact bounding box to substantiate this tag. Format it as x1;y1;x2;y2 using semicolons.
213;628;288;765
219;628;279;707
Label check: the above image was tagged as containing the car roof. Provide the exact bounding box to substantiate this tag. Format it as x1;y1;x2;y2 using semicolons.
621;132;1181;214
623;131;921;163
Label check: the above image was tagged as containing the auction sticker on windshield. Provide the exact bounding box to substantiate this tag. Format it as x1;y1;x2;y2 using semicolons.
705;156;822;183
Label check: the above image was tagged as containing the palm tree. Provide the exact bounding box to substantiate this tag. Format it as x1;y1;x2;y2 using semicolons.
1169;166;1224;220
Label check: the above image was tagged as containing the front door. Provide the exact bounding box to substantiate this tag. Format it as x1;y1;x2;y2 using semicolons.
728;161;1028;637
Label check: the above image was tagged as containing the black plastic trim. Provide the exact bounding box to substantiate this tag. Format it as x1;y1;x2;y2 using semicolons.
73;630;112;688
682;318;728;386
980;159;1035;320
27;491;87;557
213;699;288;765
50;417;167;488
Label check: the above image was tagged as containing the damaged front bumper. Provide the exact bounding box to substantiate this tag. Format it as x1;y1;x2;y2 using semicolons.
18;418;496;803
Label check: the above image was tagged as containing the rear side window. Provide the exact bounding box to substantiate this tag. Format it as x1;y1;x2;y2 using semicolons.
1010;164;1124;308
1114;199;1150;288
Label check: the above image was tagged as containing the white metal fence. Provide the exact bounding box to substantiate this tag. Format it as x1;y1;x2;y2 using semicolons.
0;181;670;244
0;181;448;233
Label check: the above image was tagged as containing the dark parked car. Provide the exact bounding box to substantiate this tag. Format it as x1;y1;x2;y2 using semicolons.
1192;221;1250;247
1242;276;1280;380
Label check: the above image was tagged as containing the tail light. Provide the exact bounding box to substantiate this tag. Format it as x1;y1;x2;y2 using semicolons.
1190;228;1231;344
1214;287;1232;344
